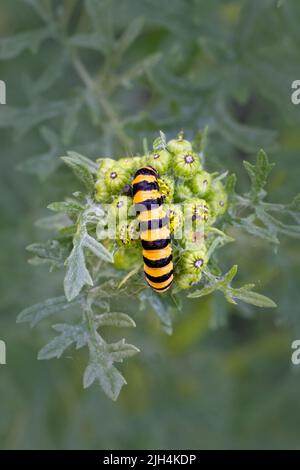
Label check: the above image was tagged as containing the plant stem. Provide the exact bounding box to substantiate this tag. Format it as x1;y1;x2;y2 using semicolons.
72;53;133;151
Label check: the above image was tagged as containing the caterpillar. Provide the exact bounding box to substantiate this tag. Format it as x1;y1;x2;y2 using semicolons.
132;166;173;293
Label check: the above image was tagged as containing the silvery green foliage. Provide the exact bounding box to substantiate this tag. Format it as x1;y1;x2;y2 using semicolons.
18;140;300;400
8;0;299;400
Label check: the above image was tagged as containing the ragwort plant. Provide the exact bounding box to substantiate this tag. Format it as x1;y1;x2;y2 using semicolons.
18;130;300;400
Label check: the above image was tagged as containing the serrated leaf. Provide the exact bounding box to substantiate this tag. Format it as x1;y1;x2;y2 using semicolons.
64;151;98;173
153;130;167;150
38;324;88;360
83;361;126;401
48;200;83;216
26;240;68;269
107;339;140;362
64;241;93;301
95;313;136;328
243;149;275;198
35;213;71;231
83;234;114;263
17;296;81;327
62;157;95;193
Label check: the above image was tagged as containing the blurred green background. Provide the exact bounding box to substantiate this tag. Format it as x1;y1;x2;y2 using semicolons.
1;0;300;449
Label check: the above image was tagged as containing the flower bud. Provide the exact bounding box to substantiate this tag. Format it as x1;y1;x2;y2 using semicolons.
167;138;192;155
174;152;201;178
174;183;193;201
176;273;200;290
96;158;115;177
180;248;208;274
118;157;140;174
183;198;210;225
109;195;132;222
207;181;228;217
147;149;171;174
104;165;130;194
190;171;212;196
95;177;111;203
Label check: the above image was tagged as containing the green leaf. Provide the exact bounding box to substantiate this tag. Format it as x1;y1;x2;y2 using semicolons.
63;151;98;173
62;156;95;193
48;200;84;217
17;127;61;179
140;291;173;334
95;313;136;328
17;296;82;327
230;288;277;308
153;130;167;150
83;361;126;401
243;149;275;198
225;173;237;195
215;101;277;152
38;324;88;360
188;265;276;309
64;241;93;301
26;240;68;269
0;27;51;59
68;33;109;54
83;234;114;263
106;339;140;362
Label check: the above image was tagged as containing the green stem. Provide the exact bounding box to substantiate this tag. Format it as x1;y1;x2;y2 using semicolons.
71;53;132;151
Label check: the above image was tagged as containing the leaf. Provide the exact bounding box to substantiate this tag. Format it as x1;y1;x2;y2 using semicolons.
68;33;109;54
83;361;126;401
17;127;61;179
48;200;84;217
63;151;98;173
215;100;277;152
188;265;276;309
188;285;216;299
64;241;93;301
35;213;71;231
0;27;51;59
225;173;237;195
107;339;140;362
62;156;95;193
83;234;114;263
38;324;88;360
243;149;275;198
140;291;173;334
26;240;68;269
17;296;81;327
115;17;144;57
153;130;167;151
95;313;136;328
231;289;277;308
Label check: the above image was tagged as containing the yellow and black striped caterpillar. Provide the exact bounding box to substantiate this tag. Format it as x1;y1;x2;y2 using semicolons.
132;166;173;293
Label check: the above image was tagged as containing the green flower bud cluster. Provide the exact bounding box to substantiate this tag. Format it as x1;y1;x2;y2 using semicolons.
93;133;230;291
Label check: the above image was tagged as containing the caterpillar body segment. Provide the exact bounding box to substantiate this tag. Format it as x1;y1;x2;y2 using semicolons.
132;166;173;293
